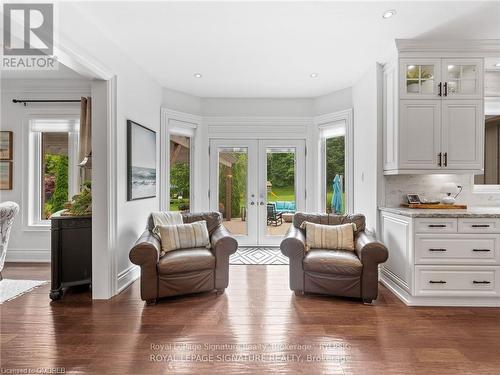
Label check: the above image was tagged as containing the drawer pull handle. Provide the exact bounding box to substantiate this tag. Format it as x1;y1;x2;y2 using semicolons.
473;249;491;252
429;280;447;284
473;281;491;284
472;224;490;228
429;248;447;252
428;224;447;228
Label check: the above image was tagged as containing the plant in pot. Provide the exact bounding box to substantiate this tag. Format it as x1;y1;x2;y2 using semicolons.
63;181;92;216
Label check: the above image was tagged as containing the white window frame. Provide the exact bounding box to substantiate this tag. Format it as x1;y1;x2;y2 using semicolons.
315;109;354;214
160;109;201;211
26;116;80;228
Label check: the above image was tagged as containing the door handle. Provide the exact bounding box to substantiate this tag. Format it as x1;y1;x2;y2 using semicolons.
429;248;447;252
438;82;442;97
429;280;446;284
472;224;490;228
428;224;446;228
473;249;491;252
444;152;448;167
438;152;442;167
443;82;448;96
259;202;266;206
250;202;255;206
473;281;491;284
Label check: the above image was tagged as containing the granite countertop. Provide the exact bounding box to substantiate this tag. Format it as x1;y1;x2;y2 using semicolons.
379;206;500;218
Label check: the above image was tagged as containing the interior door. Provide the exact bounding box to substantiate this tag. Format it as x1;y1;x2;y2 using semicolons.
209;140;258;245
258;140;305;246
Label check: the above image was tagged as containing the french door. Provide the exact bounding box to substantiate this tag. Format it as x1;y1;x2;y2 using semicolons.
209;139;305;246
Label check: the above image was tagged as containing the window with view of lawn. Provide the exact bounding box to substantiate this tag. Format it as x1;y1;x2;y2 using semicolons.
169;134;191;211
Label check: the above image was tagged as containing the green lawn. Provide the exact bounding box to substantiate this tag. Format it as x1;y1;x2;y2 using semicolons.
267;186;295;202
170;198;190;211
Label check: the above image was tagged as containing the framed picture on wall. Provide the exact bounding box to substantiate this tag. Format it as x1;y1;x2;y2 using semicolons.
0;131;13;160
127;120;157;201
0;161;13;190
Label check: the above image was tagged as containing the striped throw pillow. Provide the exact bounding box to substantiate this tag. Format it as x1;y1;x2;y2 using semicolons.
300;221;357;251
158;220;210;255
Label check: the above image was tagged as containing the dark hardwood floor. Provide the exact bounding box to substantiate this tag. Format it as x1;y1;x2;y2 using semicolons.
1;262;500;375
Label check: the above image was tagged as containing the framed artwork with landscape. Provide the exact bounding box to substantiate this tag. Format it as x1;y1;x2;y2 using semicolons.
127;120;157;201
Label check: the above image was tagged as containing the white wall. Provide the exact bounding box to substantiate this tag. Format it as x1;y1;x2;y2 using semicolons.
352;64;382;233
0;79;91;262
57;3;164;297
162;87;202;115
313;87;353;116
201;98;314;117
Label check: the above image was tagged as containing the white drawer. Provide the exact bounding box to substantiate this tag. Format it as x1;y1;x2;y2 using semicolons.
415;218;457;233
415;234;500;265
415;266;500;297
458;218;500;234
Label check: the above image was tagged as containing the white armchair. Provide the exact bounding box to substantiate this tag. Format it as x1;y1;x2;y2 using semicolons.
0;201;20;280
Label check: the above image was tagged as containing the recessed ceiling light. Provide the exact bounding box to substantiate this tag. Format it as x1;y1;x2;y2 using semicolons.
310;73;318;78
194;73;202;78
495;63;500;67
448;65;455;70
382;9;396;19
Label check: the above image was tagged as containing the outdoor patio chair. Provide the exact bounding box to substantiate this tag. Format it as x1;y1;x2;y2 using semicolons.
267;203;283;226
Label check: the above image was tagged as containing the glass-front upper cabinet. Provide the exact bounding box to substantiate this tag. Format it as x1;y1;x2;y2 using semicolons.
441;59;483;99
399;59;442;99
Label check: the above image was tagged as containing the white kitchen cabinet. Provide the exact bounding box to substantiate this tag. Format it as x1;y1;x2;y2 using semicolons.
441;59;483;99
380;209;500;306
441;100;484;169
399;100;441;169
383;41;486;175
399;59;442;99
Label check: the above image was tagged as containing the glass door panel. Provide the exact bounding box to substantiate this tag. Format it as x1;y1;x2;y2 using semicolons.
443;60;482;98
399;59;441;99
218;147;249;236
259;140;305;246
265;147;297;237
209;140;258;245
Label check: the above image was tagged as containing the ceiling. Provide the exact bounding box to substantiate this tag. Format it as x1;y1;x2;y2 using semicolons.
66;1;500;98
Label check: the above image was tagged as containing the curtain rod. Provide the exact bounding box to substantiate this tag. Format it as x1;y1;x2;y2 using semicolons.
12;99;81;106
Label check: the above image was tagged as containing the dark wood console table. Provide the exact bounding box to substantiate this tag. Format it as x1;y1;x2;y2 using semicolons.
49;211;92;300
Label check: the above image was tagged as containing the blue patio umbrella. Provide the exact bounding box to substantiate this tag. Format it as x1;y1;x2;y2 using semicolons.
331;174;343;214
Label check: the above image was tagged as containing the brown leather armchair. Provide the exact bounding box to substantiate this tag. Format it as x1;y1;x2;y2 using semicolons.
129;212;238;304
280;213;388;303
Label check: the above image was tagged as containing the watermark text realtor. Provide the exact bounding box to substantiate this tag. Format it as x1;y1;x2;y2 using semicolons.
2;3;58;70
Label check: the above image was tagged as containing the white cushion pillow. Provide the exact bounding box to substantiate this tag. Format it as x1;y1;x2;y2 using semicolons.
300;221;357;251
158;220;210;256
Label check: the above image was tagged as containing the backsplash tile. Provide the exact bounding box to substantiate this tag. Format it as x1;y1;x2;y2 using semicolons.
384;174;500;207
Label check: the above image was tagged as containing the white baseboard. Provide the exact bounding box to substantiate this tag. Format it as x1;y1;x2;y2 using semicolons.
117;265;140;294
5;249;50;262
